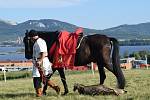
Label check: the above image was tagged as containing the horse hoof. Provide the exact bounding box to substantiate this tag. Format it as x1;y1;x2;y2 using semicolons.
61;91;69;96
114;89;127;95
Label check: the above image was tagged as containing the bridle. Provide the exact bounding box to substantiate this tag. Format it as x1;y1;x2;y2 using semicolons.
27;36;32;53
23;34;34;59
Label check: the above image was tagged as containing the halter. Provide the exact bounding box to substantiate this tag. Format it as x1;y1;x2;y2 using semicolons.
27;37;32;52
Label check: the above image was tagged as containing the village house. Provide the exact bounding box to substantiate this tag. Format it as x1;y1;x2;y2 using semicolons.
0;60;32;67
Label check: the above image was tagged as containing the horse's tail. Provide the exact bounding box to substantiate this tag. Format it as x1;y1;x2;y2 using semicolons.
110;37;125;89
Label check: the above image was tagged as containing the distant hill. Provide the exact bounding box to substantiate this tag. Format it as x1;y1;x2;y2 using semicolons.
0;19;150;42
0;19;100;42
102;23;150;39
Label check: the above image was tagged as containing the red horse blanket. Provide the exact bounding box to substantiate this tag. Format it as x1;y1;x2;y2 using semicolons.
49;28;83;68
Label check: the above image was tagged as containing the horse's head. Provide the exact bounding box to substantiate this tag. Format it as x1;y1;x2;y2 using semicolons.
73;83;84;92
23;30;35;59
73;83;85;94
73;83;79;92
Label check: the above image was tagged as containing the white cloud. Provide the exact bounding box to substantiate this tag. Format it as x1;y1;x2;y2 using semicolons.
0;0;86;8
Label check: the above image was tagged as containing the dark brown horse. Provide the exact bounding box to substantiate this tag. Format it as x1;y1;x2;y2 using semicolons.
23;30;125;95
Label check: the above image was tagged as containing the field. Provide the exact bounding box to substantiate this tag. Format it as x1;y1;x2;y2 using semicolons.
0;69;150;100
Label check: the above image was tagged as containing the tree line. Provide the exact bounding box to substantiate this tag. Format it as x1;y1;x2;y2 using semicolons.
119;39;150;46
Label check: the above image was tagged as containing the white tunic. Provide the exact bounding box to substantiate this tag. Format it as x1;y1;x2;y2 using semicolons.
32;38;53;77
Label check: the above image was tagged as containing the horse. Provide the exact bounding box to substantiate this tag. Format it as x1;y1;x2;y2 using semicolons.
23;29;125;95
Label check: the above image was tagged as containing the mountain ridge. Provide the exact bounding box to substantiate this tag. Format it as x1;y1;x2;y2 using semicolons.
0;19;150;42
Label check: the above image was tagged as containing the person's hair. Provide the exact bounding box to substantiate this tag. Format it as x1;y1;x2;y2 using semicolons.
28;30;38;37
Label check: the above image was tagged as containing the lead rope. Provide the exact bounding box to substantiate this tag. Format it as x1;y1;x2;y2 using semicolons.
37;65;47;85
35;58;47;85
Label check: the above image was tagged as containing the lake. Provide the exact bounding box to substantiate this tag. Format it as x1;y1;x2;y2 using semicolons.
120;46;150;55
0;46;150;61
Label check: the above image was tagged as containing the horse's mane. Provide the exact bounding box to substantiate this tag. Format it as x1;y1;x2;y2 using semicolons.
28;29;60;50
29;30;59;36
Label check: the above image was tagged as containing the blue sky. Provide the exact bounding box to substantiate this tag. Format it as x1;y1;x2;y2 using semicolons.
0;0;150;30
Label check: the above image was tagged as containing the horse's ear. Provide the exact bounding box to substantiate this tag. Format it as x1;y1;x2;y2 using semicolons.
25;30;28;36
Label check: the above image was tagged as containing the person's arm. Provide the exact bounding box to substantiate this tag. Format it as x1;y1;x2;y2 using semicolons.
36;39;48;67
36;52;48;67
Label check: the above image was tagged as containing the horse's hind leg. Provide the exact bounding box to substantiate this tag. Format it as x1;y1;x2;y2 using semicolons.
103;47;125;90
57;68;69;95
97;61;106;85
102;46;114;73
97;47;114;85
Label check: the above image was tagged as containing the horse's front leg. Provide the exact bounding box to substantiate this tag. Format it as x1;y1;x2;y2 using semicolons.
57;68;69;95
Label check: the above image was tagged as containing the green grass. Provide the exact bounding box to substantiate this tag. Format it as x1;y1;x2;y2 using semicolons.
0;69;150;100
0;71;31;80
